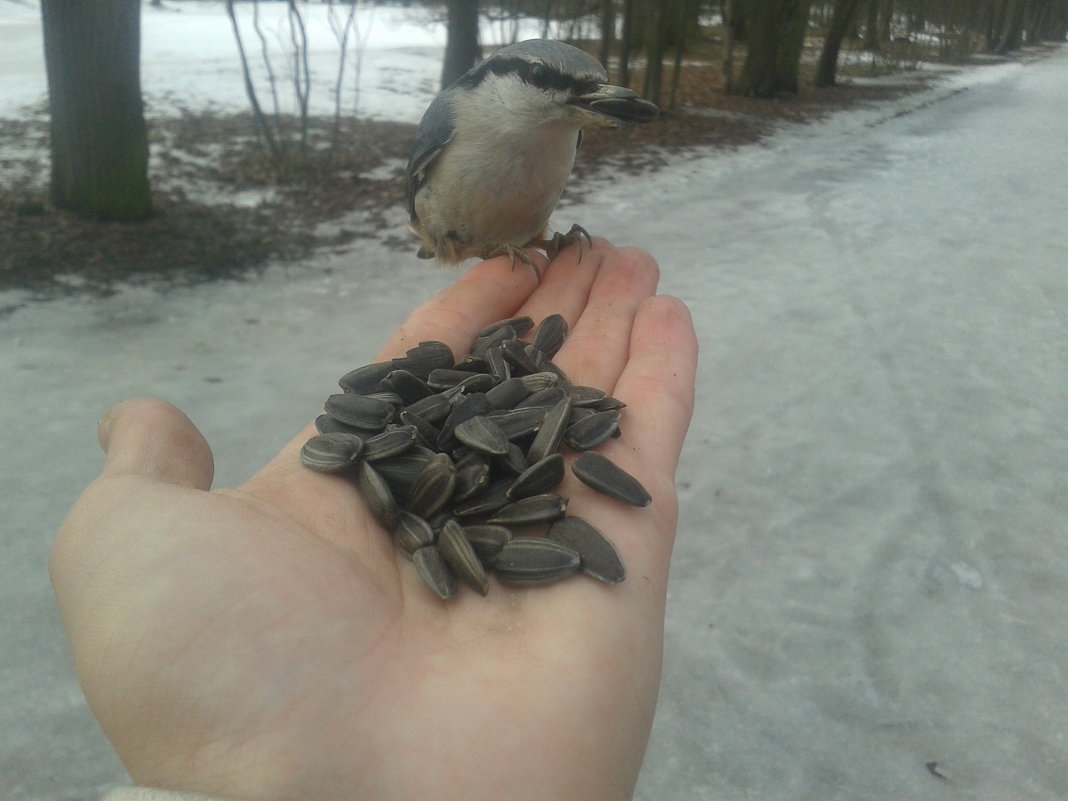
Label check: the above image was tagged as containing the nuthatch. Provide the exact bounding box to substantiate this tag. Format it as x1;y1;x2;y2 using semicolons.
405;39;659;266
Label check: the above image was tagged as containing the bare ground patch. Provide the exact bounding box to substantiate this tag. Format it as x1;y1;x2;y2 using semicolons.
0;45;985;299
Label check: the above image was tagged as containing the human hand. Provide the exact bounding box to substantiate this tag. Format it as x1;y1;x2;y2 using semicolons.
50;241;698;801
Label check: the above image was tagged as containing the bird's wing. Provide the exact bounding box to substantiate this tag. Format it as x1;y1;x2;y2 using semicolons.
405;87;459;220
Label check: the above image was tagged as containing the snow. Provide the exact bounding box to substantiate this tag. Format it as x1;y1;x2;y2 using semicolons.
2;3;1068;798
0;1;550;120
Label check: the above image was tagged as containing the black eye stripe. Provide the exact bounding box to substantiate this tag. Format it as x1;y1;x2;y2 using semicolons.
459;56;599;95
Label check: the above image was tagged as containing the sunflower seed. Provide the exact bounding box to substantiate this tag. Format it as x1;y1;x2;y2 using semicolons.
461;524;512;566
571;451;651;507
483;407;546;440
452;477;513;517
427;368;482;390
592;395;627;411
541;360;572;388
392;341;455;378
398;410;440;449
494;537;580;586
567;407;596;426
563;409;621;451
405;452;457;518
361;391;405;407
452;415;509;456
392;511;435;556
515;386;568;410
436;392;493;450
526;395;572;465
507;453;565;499
324;393;395;431
478;315;534;338
484;345;511;380
518;371;559;392
300;433;364;472
338;361;394;394
548;516;626;584
567;385;608;407
373;449;435;502
469;325;516;357
357;461;400;529
501;337;542;374
314;413;364;436
531;313;568;359
362;425;418;461
487;492;568;526
485;376;530;409
523;344;549;372
453;353;490;372
412;545;456;599
494;442;529;476
453;453;491;501
403;391;453;424
438;519;489;596
384;369;433;403
453;372;499;394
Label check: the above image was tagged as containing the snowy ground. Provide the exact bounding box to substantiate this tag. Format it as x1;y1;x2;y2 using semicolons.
3;2;1068;799
0;0;552;121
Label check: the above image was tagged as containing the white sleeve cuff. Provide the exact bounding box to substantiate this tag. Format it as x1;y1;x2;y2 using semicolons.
103;788;237;801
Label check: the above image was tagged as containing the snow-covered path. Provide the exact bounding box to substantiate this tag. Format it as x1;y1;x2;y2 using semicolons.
2;5;1067;795
619;49;1068;800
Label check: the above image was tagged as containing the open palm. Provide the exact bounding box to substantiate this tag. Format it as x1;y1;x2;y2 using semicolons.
51;242;697;801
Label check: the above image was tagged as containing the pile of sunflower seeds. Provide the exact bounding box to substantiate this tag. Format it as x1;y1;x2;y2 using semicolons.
300;313;651;599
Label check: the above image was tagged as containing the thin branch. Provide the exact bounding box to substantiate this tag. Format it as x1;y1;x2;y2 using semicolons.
224;0;280;161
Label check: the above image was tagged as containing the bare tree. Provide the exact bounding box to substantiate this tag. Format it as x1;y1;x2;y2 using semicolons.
40;0;151;221
994;0;1028;52
598;0;616;68
723;0;738;93
442;0;481;88
327;0;360;157
643;1;668;106
814;0;865;86
225;0;282;161
736;0;813;97
618;0;637;86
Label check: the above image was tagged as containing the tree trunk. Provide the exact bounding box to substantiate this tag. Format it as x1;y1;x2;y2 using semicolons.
861;0;880;50
643;1;668;106
618;0;636;87
995;0;1027;52
737;0;812;97
41;0;151;221
598;0;615;69
441;0;481;88
814;0;864;86
774;0;812;93
723;0;736;93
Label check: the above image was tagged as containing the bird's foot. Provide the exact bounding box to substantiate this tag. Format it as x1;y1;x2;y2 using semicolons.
533;223;592;264
481;244;547;278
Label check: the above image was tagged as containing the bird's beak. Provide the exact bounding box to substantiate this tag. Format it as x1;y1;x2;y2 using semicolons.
573;84;659;125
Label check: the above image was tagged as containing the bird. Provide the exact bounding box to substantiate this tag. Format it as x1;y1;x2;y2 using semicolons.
405;39;659;267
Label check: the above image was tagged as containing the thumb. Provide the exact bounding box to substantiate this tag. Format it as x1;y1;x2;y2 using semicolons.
98;398;214;490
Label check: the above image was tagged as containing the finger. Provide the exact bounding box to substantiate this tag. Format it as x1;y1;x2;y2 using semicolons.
510;236;608;326
98;398;214;490
610;295;698;479
375;255;540;361
549;246;661;391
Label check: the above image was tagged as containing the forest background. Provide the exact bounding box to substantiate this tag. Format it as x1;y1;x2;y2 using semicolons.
2;0;1066;293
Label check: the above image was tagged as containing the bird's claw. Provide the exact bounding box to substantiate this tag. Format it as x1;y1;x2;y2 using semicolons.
542;223;592;263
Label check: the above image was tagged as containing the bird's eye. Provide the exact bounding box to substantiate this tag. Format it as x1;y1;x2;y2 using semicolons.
528;62;552;86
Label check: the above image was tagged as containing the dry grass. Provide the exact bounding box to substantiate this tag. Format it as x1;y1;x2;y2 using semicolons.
2;31;1004;298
